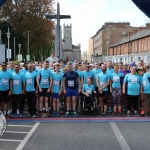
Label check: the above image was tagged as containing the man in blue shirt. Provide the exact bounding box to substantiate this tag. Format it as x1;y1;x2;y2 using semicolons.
24;63;38;118
82;63;94;85
96;64;110;116
7;61;15;74
106;60;114;113
51;63;63;117
63;61;81;117
37;60;51;117
0;62;12;117
12;64;25;117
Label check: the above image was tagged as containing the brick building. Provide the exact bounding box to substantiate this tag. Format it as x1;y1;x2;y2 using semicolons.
109;24;150;63
88;37;93;62
90;22;138;62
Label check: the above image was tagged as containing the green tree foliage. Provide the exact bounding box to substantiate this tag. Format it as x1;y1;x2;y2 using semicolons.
1;0;55;61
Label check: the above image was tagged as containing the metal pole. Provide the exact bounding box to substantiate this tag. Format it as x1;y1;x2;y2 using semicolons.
14;36;15;60
18;44;21;61
28;31;29;55
7;27;10;63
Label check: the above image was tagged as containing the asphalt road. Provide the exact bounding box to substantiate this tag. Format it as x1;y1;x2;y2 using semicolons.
0;120;150;150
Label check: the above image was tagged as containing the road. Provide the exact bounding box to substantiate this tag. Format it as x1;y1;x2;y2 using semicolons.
0;117;150;150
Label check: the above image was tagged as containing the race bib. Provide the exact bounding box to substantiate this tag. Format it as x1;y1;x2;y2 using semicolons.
113;76;119;82
53;80;59;86
13;80;20;86
143;80;147;87
68;80;74;87
1;79;9;85
42;78;49;85
86;89;92;94
131;77;138;84
100;81;106;87
26;79;32;85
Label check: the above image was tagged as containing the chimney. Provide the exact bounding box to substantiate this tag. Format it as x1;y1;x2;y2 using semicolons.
138;27;145;33
146;23;150;29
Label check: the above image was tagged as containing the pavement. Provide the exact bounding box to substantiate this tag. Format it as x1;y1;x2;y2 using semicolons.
0;116;150;150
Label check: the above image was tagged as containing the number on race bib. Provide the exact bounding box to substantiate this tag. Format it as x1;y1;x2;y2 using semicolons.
42;78;49;85
100;81;106;87
68;80;74;87
1;79;9;85
113;76;119;82
13;80;20;86
131;77;138;84
26;79;32;85
53;80;59;86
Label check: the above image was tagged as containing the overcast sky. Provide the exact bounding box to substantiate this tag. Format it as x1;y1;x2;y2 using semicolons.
55;0;149;53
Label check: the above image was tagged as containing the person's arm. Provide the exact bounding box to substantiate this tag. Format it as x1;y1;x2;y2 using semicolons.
63;77;67;94
9;79;12;95
59;79;63;95
37;76;42;91
110;80;112;93
96;77;100;89
101;79;110;90
82;86;88;97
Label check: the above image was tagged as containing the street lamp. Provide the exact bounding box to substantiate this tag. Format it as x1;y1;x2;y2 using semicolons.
18;44;21;61
28;31;30;55
6;27;11;63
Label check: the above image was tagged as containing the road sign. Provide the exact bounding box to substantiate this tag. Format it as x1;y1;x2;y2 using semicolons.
18;54;22;61
26;55;30;61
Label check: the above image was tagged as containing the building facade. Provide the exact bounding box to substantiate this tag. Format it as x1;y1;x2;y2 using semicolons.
91;22;138;63
62;24;81;62
88;37;93;62
109;24;150;63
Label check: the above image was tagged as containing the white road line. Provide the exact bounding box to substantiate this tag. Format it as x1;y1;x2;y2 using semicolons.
16;123;40;150
0;139;22;142
6;131;28;134
8;124;34;127
110;122;131;150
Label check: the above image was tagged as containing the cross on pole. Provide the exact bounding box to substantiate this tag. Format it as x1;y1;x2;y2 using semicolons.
46;2;71;60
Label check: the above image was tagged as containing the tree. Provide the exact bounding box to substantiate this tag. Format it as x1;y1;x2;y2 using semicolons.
1;0;55;60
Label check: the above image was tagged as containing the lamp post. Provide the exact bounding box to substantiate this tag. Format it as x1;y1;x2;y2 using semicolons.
6;27;11;63
18;44;21;61
28;31;30;55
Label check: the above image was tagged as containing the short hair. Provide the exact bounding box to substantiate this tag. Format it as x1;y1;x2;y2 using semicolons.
1;62;7;65
107;60;112;63
14;64;20;67
67;61;72;65
45;60;49;64
113;64;119;68
119;62;123;65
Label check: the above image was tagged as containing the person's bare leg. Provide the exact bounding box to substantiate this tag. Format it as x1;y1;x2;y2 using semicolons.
72;96;77;111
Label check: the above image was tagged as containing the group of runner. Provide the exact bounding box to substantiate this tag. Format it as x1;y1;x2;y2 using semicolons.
0;55;150;118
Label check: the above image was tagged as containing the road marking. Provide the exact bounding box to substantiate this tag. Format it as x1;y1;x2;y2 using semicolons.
0;139;22;142
110;122;131;150
16;123;40;150
6;131;28;134
8;124;34;127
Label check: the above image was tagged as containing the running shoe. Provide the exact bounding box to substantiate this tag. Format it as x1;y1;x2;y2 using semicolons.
112;112;117;116
134;113;139;117
32;114;38;118
26;114;32;118
45;111;50;117
7;110;12;115
99;110;103;115
91;107;94;111
127;112;131;117
13;113;17;118
65;111;70;117
19;114;24;118
140;109;145;115
38;111;43;117
144;113;148;117
53;111;57;117
56;111;60;117
108;107;113;113
17;109;19;115
73;111;77;117
103;111;106;116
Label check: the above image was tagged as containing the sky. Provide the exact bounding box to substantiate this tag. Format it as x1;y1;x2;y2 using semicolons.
55;0;149;53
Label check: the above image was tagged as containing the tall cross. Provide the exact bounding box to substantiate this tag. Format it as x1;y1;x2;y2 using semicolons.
46;2;71;60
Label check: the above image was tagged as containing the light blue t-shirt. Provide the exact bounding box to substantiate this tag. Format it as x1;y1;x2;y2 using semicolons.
92;69;101;87
124;73;142;95
142;73;150;94
38;68;51;88
97;72;110;91
0;70;12;91
74;69;83;79
20;69;28;74
110;72;124;88
82;84;95;95
7;68;15;74
51;72;63;93
24;71;37;92
82;70;94;85
12;72;24;94
107;68;114;75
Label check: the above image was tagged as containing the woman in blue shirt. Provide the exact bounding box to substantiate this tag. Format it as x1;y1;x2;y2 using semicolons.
110;65;124;116
123;66;142;117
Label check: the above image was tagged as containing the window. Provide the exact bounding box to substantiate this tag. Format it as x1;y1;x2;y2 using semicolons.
131;57;133;62
138;57;141;61
125;57;127;62
120;58;122;61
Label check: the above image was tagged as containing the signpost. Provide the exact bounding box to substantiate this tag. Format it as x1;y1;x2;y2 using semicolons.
26;55;30;61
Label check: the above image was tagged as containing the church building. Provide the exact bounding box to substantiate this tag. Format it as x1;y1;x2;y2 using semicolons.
62;24;81;62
